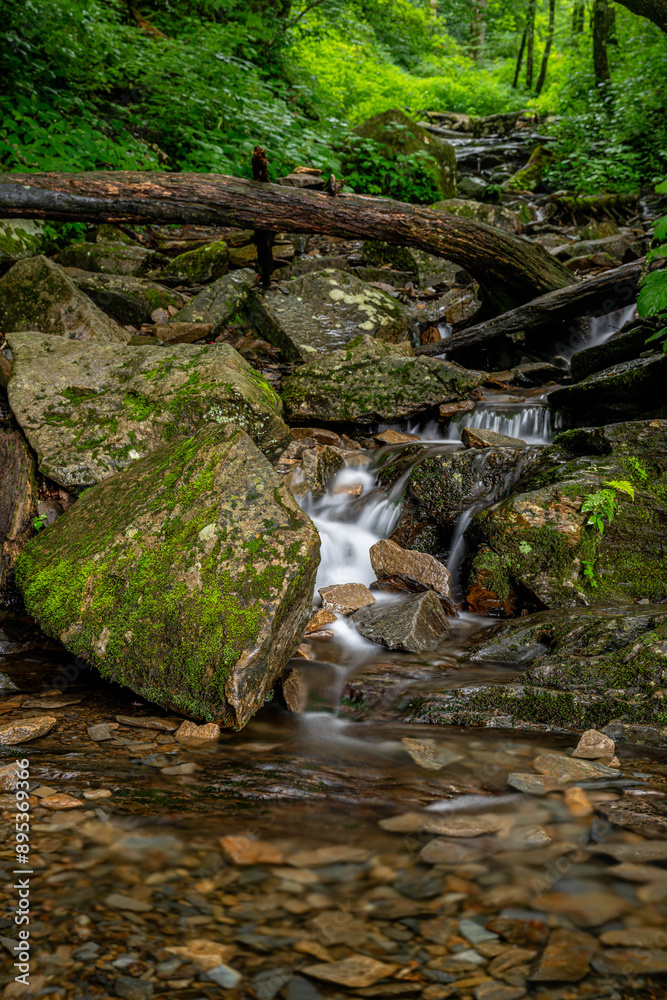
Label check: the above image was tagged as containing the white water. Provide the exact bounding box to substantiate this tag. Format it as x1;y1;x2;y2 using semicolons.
564;303;637;362
446;403;561;445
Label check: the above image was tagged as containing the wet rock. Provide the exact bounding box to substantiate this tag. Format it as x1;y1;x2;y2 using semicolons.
553;232;640;265
220;834;283;865
152;321;213;344
306;609;337;632
461;426;527;449
165;939;235;971
416;286;479;326
380;810;505;836
600;927;667;947
400;737;462;771
303;954;399;988
533;752;620;780
249;270;411;362
352;109;456;199
15;424;320;728
571;729;615;759
551;354;667;424
292;427;341;447
474;985;525;1000
370;539;451;597
114;977;153;1000
486;919;549;947
283;335;483;424
569;321;647;383
158;239;229;284
0;219;45;272
528;928;597;981
285;445;346;500
507;773;564;795
56;240;161;276
115;715;179;732
602;721;667;747
370;575;457;616
65;269;185;326
174;720;220;742
202;964;242;988
171;268;255;335
41;793;82;810
420;840;485;864
592;948;667;975
286;844;370;867
431;198;520;233
0;427;37;603
532;887;632;927
0;256;131;343
0;715;56;744
0;760;21;790
7;332;290;488
352;591;451;652
503;145;555;193
595;793;667;838
374;429;419;445
508;362;565;387
319;583;376;615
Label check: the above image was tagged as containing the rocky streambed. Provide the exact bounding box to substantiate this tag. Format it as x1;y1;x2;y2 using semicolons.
1;119;667;999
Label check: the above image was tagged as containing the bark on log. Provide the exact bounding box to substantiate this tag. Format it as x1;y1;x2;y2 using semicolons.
0;171;573;313
415;258;644;357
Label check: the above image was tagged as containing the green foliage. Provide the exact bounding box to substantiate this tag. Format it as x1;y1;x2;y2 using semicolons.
581;559;598;588
580;479;635;535
639;181;667;349
33;514;48;533
341;133;441;202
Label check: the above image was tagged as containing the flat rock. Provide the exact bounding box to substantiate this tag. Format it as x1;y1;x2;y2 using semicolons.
303;954;399;988
152;321;212;344
306;608;337;633
174;720;220;742
401;737;462;771
66;269;185;326
0;715;56;745
419;840;486;864
220;834;283;865
370;539;451;598
115;715;179;733
507;773;564;795
202;963;242;988
15;424;320;729
532;888;633;927
319;583;376;615
600;927;667;947
7;332;290;488
105;892;153;913
595;794;667;838
172;268;256;336
249;269;411;361
286;845;370;867
40;793;82;810
160;239;229;284
282;335;484;423
165;938;235;971
0;256;131;342
528;928;597;981
352;591;451;652
571;728;615;759
592;948;667;975
461;426;527;449
533;753;621;780
379;811;506;837
474;985;525;1000
56;241;159;276
0;761;21;790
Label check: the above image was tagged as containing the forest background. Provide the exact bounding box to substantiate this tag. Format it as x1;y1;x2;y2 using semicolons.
0;0;665;208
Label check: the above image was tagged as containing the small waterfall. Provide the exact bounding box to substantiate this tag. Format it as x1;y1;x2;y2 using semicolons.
447;403;561;445
565;303;637;362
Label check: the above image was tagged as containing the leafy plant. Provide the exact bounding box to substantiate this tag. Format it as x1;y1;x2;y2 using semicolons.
341;132;441;203
33;514;48;532
580;480;635;535
581;559;598;589
638;180;667;350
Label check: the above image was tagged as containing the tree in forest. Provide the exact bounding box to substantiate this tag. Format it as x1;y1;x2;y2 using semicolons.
535;0;556;94
593;0;612;84
525;0;537;88
470;0;488;62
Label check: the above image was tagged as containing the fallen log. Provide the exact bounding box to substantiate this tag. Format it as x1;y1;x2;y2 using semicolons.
0;171;572;313
415;258;645;358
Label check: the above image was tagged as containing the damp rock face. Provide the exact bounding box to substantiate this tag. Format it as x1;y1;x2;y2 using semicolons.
55;241;160;277
249;270;411;362
352;591;452;652
0;427;37;603
15;424;320;729
0;256;131;343
172;269;256;336
65;270;186;327
282;335;484;424
7;332;291;489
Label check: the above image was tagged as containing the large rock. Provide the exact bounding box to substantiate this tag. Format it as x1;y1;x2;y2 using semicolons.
352;109;456;199
553;232;640;265
0;257;131;343
570;322;649;383
352;591;451;652
7;333;291;489
171;269;256;336
160;240;229;284
15;424;320;728
281;336;484;424
465;419;667;611
248;270;411;361
0;427;37;603
55;241;161;276
65;270;186;327
0;219;46;273
431;198;520;233
550;354;667;424
369;539;451;597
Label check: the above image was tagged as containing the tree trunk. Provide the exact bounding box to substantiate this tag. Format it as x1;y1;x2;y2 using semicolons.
0;171;573;314
513;26;527;86
525;0;537;89
535;0;556;95
415;258;645;358
470;0;488;62
572;0;585;32
593;0;612;84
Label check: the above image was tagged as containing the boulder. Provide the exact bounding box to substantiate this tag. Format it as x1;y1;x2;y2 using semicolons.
431;198;520;233
0;257;131;343
0;219;46;273
503;145;555;193
160;240;229;284
465;419;667;610
551;354;667;423
471;112;521;138
15;424;320;728
352;591;452;652
7;332;291;489
552;232;641;265
0;427;37;604
319;583;376;615
171;269;256;336
351;109;456;199
65;270;186;327
55;241;160;276
369;539;451;598
570;322;647;383
248;270;411;361
281;336;484;425
461;426;527;449
361;241;460;288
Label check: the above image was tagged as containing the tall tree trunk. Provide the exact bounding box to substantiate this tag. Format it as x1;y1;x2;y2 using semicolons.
535;0;556;94
572;0;585;32
0;171;573;315
513;26;528;87
470;0;488;62
593;0;612;84
525;0;537;89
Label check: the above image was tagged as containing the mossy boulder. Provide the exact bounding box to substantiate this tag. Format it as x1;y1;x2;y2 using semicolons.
431;198;521;233
351;109;457;199
570;322;651;383
281;335;484;425
0;427;37;605
172;268;255;336
0;256;131;343
65;270;186;327
503;145;556;193
465;419;667;611
248;269;411;362
7;332;291;489
160;240;230;284
550;354;667;424
14;423;320;728
55;241;161;277
361;241;459;288
0;219;46;273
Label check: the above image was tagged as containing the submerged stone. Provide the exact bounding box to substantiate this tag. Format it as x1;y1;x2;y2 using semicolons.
7;332;290;489
0;256;131;343
352;591;451;652
282;335;484;424
249;270;411;361
15;424;320;728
